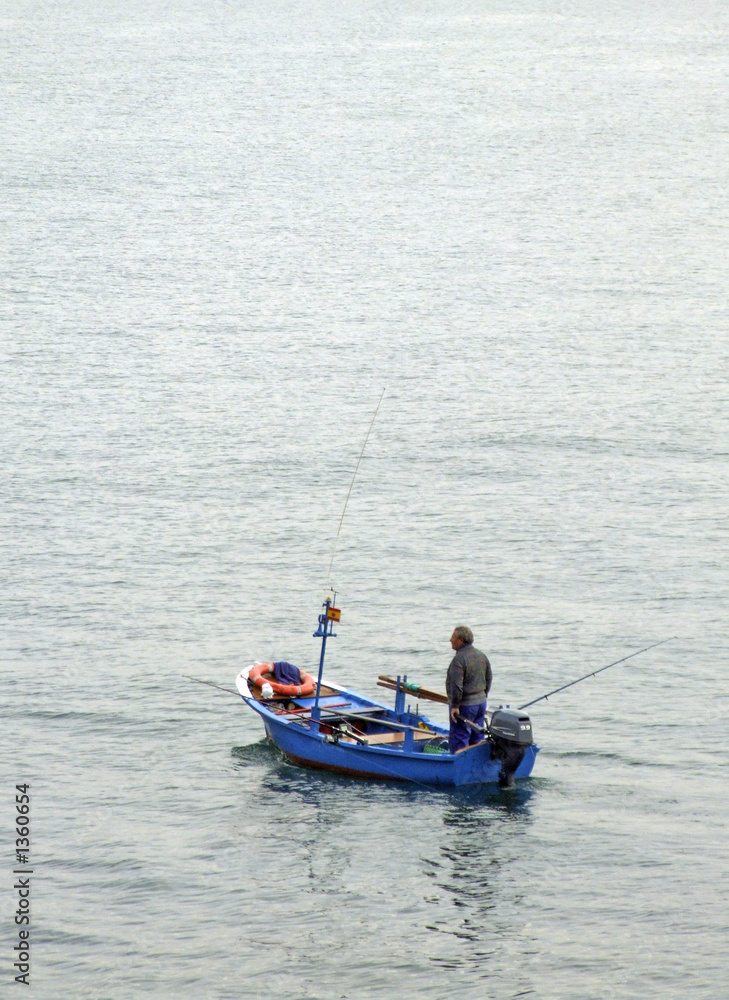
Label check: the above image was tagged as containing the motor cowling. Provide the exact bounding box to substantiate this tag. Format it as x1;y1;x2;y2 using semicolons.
489;708;534;788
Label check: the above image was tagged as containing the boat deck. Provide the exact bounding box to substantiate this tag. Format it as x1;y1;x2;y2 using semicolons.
246;678;447;752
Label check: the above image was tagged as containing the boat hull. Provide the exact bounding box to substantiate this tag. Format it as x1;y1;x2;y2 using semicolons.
238;680;538;788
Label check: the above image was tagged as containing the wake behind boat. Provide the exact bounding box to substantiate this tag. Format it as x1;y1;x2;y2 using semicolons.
235;597;538;788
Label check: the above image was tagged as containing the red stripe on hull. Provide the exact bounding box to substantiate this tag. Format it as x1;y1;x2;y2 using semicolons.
281;749;409;781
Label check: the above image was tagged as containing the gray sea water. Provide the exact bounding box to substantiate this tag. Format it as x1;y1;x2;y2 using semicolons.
2;0;728;997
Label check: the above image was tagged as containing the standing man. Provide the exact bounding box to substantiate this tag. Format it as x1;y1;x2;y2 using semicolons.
446;625;492;753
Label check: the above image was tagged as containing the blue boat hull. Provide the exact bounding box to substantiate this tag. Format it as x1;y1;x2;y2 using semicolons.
237;679;538;788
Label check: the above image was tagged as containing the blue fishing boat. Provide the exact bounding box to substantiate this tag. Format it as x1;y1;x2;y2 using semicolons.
236;597;539;787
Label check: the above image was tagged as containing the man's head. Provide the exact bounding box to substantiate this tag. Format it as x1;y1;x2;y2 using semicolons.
450;625;474;650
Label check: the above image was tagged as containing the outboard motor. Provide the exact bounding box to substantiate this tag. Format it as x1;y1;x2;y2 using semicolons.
489;708;534;788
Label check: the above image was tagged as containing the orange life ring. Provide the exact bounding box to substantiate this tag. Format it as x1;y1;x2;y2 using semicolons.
248;662;316;698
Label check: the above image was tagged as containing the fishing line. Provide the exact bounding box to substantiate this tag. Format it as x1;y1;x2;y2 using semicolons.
325;387;386;591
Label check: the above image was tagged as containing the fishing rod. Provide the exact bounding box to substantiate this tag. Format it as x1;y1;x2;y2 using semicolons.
518;636;676;710
184;675;240;696
325;387;386;591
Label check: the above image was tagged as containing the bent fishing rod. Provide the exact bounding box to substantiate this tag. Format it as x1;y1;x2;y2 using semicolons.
518;636;676;710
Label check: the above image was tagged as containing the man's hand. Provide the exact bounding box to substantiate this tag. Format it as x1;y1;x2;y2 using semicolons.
450;706;459;723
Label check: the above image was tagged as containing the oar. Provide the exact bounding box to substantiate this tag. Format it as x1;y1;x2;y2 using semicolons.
377;676;449;705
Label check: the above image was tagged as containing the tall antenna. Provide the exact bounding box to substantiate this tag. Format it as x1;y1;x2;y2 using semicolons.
325;388;386;591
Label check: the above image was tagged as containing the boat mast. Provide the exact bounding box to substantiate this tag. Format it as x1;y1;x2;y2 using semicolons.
311;595;340;726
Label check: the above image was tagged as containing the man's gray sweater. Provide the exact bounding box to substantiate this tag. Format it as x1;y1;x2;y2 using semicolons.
446;643;492;708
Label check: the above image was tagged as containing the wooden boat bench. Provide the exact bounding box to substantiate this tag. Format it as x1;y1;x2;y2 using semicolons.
343;729;437;746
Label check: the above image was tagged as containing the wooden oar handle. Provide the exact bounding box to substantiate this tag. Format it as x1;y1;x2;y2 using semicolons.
376;677;449;705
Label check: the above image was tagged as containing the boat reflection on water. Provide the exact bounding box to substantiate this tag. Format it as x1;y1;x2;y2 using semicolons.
419;785;539;993
232;739;537;809
230;736;540;991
